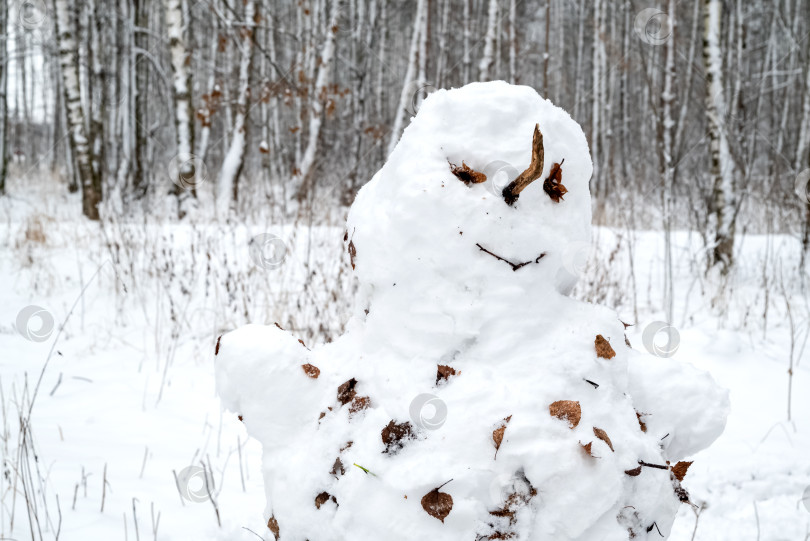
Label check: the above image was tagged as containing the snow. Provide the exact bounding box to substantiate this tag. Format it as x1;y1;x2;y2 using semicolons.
214;82;731;540
0;88;808;540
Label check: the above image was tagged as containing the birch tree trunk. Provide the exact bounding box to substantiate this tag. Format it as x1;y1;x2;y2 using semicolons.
590;0;604;197
291;0;341;202
798;28;810;267
508;0;517;84
479;0;498;81
54;0;102;220
164;0;196;216
133;0;149;199
388;0;425;156
217;0;257;216
0;0;7;195
462;0;471;84
703;0;735;273
661;0;677;323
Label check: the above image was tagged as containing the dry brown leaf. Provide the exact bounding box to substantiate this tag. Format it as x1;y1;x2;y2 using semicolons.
671;461;693;482
543;160;568;203
549;400;581;428
330;457;345;478
673;483;690;503
493;415;513;458
485;471;537;538
348;240;357;270
267;515;280;539
635;412;647;433
436;364;459;385
421;482;454;523
215;335;222;356
349;395;371;415
595;334;616;359
593;427;615;452
580;441;594;457
301;363;320;378
381;420;415;454
314;491;337;509
337;378;358;405
625;466;642;477
450;162;487;185
625;334;632;348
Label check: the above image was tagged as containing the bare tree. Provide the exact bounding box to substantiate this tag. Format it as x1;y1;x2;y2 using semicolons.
388;0;425;156
703;0;735;273
479;0;498;81
292;0;341;202
54;0;102;220
164;0;196;216
217;0;257;216
0;0;7;195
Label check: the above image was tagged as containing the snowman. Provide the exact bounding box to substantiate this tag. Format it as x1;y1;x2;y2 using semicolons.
215;81;728;540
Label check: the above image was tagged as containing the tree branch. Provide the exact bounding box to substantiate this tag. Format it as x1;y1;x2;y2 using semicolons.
503;123;545;205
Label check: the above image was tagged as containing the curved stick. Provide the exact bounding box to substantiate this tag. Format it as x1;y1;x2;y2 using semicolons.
502;123;544;205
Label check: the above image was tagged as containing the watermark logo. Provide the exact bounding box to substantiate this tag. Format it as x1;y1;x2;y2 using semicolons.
16;305;54;342
482;160;519;197
406;81;438;117
176;466;215;503
409;393;447;430
561;241;592;278
488;472;515;506
14;0;49;30
795;169;810;204
634;8;672;46
249;234;288;270
168;153;208;191
642;321;680;358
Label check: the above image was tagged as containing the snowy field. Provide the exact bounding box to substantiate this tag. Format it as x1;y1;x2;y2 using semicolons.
1;172;809;540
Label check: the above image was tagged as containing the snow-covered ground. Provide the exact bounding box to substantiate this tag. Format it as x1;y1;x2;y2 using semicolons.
1;171;809;540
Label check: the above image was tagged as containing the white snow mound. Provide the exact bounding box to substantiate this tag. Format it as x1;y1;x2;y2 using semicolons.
215;81;728;540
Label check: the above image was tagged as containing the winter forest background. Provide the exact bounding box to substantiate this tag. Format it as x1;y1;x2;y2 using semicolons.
1;0;809;539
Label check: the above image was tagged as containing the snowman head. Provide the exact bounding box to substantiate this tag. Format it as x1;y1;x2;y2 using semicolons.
346;82;594;306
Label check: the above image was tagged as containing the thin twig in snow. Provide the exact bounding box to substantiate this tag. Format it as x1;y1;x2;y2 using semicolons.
139;446;149;478
132;497;140;541
201;461;221;527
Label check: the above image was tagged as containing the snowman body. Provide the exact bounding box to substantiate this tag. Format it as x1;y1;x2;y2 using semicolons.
216;82;728;540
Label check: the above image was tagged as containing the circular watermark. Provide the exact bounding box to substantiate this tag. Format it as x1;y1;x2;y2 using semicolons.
14;0;49;29
176;466;215;503
795;169;810;204
249;234;288;270
642;321;680;358
406;82;438;117
488;472;515;506
802;485;810;513
634;8;672;46
560;241;592;278
168;153;208;191
409;393;447;430
482;160;519;197
16;305;54;342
